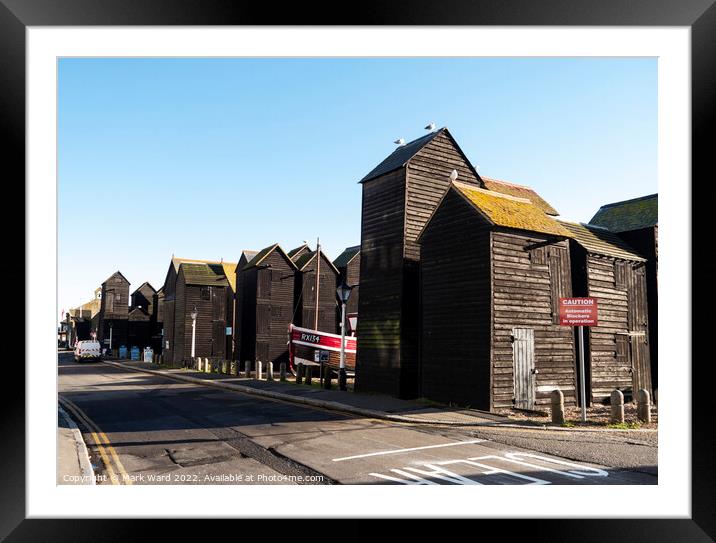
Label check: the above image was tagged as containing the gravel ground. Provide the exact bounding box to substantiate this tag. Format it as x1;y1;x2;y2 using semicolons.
496;402;658;430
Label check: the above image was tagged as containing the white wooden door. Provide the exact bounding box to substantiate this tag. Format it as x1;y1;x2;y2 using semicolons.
513;328;536;410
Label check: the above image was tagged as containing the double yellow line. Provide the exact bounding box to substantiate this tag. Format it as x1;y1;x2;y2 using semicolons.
59;395;133;485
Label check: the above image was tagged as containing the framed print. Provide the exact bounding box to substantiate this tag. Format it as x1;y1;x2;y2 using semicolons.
2;0;711;540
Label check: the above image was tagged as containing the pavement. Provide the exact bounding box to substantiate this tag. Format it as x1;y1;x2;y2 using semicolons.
58;352;657;485
57;405;95;485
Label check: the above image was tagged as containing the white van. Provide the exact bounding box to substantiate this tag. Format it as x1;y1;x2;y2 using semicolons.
74;340;102;362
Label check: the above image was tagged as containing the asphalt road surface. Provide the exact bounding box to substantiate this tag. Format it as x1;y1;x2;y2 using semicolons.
57;352;657;485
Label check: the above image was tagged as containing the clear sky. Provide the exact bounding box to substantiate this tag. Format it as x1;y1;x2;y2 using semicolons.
58;57;656;319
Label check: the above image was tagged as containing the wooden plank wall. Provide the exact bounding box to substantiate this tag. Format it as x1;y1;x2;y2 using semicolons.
296;254;339;334
355;169;407;397
491;231;576;409
420;189;492;409
405;132;482;261
344;255;360;315
237;268;258;364
254;251;295;366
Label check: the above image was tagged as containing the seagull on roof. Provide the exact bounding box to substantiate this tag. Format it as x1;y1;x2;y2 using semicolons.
394;138;405;146
449;169;458;182
425;122;436;132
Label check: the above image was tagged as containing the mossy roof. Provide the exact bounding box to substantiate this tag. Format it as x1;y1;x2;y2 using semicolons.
482;176;559;216
559;220;646;261
179;262;231;288
451;181;572;238
588;194;658;233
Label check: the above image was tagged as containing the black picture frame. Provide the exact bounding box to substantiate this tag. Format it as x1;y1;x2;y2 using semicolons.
3;1;710;540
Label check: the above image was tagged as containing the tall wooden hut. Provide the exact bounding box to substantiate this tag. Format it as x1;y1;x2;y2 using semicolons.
418;181;576;411
232;250;257;360
356;127;484;399
128;282;159;351
293;249;340;334
560;220;651;404
236;244;297;367
96;271;130;352
161;257;235;366
589;194;658;393
169;262;234;365
333;245;361;318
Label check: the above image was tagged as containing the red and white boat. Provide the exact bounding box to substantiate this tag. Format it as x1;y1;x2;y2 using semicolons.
288;323;357;372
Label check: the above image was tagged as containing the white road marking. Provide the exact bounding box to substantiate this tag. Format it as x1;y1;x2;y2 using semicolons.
332;439;486;462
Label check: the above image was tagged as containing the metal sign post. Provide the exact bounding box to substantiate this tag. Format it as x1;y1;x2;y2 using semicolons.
559;297;599;422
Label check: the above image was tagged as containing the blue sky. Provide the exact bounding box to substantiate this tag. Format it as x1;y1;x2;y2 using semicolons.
58;57;656;318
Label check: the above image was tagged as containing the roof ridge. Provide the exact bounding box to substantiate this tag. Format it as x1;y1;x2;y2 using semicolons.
481;176;533;190
453;180;532;204
598;193;658;209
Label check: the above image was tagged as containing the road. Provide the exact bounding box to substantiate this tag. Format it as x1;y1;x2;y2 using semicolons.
57;352;657;485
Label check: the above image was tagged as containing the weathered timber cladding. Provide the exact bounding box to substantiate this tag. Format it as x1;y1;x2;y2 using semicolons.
334;247;360;316
294;252;339;334
356;129;482;399
491;231;576;409
420;189;491;409
420;184;576;412
580;253;651;403
405;131;482;261
617;226;658;392
355;169;408;397
237;248;295;367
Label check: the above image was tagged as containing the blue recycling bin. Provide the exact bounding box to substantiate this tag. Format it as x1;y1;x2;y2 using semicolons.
118;345;128;359
130;346;140;360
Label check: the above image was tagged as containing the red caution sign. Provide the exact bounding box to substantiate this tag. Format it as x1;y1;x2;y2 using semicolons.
559;297;598;326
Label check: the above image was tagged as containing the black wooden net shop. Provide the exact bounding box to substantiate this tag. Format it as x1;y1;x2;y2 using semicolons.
560;220;652;404
588;194;658;395
355;127;483;399
235;244;297;368
418;181;577;412
292;249;340;334
95;270;130;353
333;245;361;318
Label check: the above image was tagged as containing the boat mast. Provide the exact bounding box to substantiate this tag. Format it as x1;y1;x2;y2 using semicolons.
315;237;320;330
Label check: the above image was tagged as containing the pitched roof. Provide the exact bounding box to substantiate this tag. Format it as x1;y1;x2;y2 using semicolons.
243;243;298;271
482;176;559;216
102;270;130;285
588;194;658;233
179;262;230;287
443;181;572;238
558;220;646;262
128;306;150;321
235;250;258;273
131;281;157;296
287;244;310;260
333;245;360;268
294;250;339;275
359;127;481;184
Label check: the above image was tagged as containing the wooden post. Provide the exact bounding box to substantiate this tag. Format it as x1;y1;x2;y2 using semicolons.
636;389;651;423
196;357;202;372
296;363;303;384
305;366;313;386
551;389;565;425
256;360;263;380
267;361;274;381
280;363;287;382
244;360;251;378
315;238;320;330
323;367;332;390
610;389;625;424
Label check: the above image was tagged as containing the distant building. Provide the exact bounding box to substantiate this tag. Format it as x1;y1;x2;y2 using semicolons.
95;271;131;353
589;194;658;393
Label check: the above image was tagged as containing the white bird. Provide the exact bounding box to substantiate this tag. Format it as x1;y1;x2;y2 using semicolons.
394;138;405;146
449;169;458;182
425;122;436;131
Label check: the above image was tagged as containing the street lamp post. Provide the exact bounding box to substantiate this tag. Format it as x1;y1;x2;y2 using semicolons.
336;282;353;391
190;305;198;360
108;322;113;355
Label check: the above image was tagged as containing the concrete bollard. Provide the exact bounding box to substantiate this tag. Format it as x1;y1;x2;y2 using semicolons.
244;360;251;378
230;360;237;376
610;389;625;424
266;361;274;381
205;358;212;373
551;389;565;425
295;363;303;384
305;366;313;386
256;361;263;380
637;388;651;423
280;362;287;382
197;358;203;372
